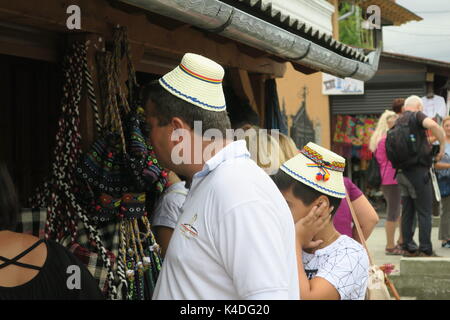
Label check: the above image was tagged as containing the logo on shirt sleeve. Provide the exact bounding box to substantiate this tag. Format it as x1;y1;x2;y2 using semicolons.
180;214;199;239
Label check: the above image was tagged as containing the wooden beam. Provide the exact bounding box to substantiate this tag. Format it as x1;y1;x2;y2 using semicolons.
0;0;287;77
228;68;259;115
331;0;339;41
249;73;268;128
136;50;179;75
428;66;450;78
0;22;61;62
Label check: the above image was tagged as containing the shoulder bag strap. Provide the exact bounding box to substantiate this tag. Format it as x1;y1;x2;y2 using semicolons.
345;194;375;266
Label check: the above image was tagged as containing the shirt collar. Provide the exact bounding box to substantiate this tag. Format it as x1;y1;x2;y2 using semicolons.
194;140;250;178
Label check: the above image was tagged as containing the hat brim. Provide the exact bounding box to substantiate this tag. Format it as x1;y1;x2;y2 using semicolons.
280;154;346;199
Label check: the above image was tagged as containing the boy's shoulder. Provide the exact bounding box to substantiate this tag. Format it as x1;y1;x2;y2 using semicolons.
319;235;366;257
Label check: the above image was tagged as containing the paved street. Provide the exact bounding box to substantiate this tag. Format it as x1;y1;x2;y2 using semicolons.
367;217;450;275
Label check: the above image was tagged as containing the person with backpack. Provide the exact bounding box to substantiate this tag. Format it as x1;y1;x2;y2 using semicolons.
369;110;403;255
385;95;446;257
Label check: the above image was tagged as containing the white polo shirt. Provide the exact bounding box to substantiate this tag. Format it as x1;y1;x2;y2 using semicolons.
152;140;299;300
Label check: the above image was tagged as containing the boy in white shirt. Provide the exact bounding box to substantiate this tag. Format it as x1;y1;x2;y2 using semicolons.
151;171;188;257
272;142;369;300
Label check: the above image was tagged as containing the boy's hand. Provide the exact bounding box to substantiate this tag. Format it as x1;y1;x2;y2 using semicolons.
295;201;334;250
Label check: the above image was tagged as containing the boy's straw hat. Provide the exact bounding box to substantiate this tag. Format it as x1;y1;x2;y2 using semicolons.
281;142;346;198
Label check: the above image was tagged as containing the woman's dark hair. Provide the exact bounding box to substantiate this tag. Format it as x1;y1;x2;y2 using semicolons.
0;164;19;231
141;80;231;136
271;170;342;216
392;98;405;114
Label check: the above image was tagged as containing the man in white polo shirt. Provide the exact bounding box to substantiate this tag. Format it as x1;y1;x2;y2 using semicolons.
142;53;299;300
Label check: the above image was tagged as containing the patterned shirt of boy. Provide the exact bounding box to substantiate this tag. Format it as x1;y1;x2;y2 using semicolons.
303;235;369;300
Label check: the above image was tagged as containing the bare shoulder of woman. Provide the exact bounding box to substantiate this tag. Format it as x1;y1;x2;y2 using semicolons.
2;232;47;265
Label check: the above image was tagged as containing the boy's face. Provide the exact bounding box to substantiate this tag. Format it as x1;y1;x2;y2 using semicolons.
280;187;329;223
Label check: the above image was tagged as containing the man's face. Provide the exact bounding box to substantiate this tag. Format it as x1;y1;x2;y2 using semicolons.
146;101;175;170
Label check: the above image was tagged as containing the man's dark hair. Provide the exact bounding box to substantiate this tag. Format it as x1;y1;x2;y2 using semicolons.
141;80;231;136
0;164;19;231
271;170;342;216
392;98;405;114
223;85;260;129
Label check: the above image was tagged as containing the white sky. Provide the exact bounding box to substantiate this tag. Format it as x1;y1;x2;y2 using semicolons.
383;0;450;62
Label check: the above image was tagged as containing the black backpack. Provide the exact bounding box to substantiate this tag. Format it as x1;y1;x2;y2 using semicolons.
386;112;431;170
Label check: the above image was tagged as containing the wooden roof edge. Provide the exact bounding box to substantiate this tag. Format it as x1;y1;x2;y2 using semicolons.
359;0;422;25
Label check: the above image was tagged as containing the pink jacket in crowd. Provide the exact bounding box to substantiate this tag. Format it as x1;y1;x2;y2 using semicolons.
374;136;397;185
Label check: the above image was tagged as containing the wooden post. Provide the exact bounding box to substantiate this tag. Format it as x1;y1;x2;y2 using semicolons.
249;73;267;128
228;68;258;113
331;0;340;41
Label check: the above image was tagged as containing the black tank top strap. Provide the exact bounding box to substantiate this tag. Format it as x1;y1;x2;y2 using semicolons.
0;257;42;271
0;239;45;271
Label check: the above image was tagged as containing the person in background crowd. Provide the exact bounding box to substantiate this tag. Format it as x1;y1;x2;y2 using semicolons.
272;143;369;300
0;164;104;300
151;171;188;257
333;177;379;243
243;125;285;175
422;82;448;123
395;95;445;257
434;116;450;248
369;110;403;255
225;89;285;175
143;53;299;300
277;132;300;161
392;98;405;115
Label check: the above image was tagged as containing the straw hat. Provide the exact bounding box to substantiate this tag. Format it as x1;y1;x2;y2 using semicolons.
159;53;226;112
280;142;346;198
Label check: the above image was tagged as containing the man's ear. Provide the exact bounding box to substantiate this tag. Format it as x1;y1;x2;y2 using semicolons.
170;117;192;145
314;195;330;208
171;117;190;131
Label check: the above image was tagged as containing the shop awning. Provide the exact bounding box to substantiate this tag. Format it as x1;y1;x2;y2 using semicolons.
118;0;381;81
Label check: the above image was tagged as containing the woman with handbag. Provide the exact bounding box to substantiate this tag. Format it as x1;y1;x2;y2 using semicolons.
333;177;379;243
369;110;403;255
434;116;450;248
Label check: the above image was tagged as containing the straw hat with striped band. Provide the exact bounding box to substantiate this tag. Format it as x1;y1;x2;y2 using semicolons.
280;142;346;199
159;53;226;112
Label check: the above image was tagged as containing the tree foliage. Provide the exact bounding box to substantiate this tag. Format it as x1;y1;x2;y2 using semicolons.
339;1;374;49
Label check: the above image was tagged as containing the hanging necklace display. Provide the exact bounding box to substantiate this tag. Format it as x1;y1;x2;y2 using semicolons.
29;41;119;299
75;27;167;300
